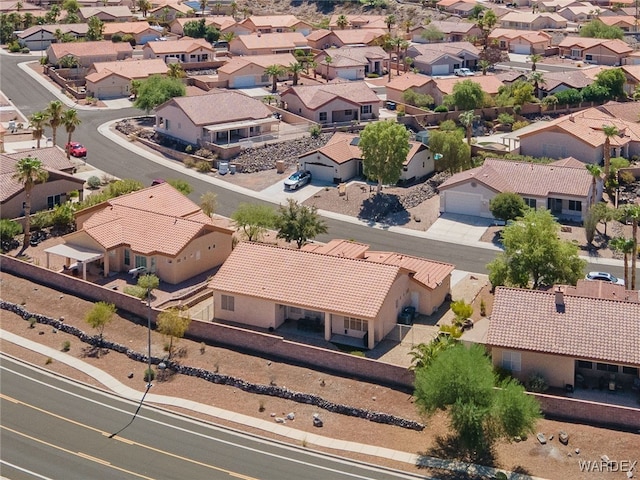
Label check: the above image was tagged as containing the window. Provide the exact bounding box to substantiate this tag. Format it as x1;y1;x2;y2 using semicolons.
165;119;170;130
134;255;147;269
568;200;582;212
344;317;368;332
124;249;130;266
523;197;536;209
596;362;618;372
47;194;61;209
361;105;372;114
221;295;234;311
577;360;593;369
585;54;593;61
622;366;639;375
501;350;521;372
499;41;507;49
319;112;327;122
261;74;269;83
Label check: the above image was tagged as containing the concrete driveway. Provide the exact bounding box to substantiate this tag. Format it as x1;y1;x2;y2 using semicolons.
426;213;495;246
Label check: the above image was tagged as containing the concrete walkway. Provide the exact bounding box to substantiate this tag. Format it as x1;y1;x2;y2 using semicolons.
0;329;544;480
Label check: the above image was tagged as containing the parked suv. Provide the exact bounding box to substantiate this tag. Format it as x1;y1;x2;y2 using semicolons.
284;170;312;190
454;68;474;77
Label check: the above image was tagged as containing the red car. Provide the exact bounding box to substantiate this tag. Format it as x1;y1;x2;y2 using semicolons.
66;142;87;157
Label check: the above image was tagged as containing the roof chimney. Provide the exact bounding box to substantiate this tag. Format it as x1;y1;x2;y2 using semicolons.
555;287;565;313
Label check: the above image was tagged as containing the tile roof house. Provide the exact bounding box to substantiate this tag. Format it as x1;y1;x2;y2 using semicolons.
209;240;454;349
305;28;387;50
101;21;161;44
538;69;595;96
169;16;246;37
18;24;88;51
438;157;596;220
46;41;133;68
153;89;279;147
280;81;380;125
556;3;601;22
228;32;310;56
409;20;483;44
85;58;168;99
384;72;435;104
487;285;640;390
427;74;504;105
558;37;633;65
327;14;388;30
499;11;568;30
297;131;435;184
598;14;638;31
239;15;314;36
487;28;552;55
78;5;133;22
217;53;296;89
436;0;479;16
1;148;85;220
314;46;386;81
517;105;640;163
148;2;192;22
623;50;640;66
142;38;215;64
51;183;234;284
406;41;480;76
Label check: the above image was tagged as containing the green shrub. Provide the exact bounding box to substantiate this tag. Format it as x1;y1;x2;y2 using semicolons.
106;179;143;197
439;324;462;338
68;190;80;198
185;144;193;153
366;73;379;78
194;148;214;159
29;317;37;328
183;157;196;168
51;203;75;229
61;340;71;352
451;300;473;324
144;368;155;383
0;219;22;241
434;105;449;113
526;373;549;393
122;34;136;47
87;176;101;189
123;285;147;299
21;47;30;54
8;42;21;53
196;160;211;173
111;33;123;42
31;210;53;230
480;299;486;317
309;124;322;138
511;120;529;131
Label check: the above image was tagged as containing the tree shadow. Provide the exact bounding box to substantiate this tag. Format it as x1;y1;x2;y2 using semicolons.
421;434;498;468
358;193;406;223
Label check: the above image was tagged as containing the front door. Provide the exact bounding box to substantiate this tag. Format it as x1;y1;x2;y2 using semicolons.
547;198;562;214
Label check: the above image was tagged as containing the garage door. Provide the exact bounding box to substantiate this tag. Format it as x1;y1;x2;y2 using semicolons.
140;34;159;44
337;69;358;80
303;162;334;183
512;44;531;55
444;191;482;216
431;64;450;76
233;75;255;88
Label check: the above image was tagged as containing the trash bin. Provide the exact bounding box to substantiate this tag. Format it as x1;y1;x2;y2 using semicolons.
387;101;396;111
229;163;236;174
218;161;229;175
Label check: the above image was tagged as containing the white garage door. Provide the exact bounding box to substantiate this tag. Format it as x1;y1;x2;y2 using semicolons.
303;162;334;183
337;69;358;80
431;64;450;76
233;75;255;88
512;44;531;55
444;191;482;216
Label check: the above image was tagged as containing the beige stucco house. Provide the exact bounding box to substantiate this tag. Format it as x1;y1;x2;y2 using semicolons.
406;42;480;76
102;21;161;44
385;73;435;104
298;131;435;184
170;16;246;37
228;32;310;56
280;81;380;125
78;5;133;22
305;28;387;50
487;28;552;55
314;46;386;81
142;38;215;64
327;14;388;30
1;148;85;220
154;89;279;147
47;183;234;284
18;24;88;51
239;15;314;36
487;283;640;391
438;157;596;221
85;58;168;99
558;37;632;65
217;53;296;89
409;20;482;43
499;12;567;30
209;240;454;349
46;41;133;68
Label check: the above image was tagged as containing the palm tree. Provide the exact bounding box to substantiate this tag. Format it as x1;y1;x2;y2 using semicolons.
323;55;332;80
585;164;602;206
395;38;409;75
602;124;619;179
402;18;414;33
621;204;640;290
13;157;49;250
167;63;186;78
137;0;151;17
61;108;81;159
230;1;237;19
385;14;396;32
45;100;64;146
29;111;48;149
478;59;491;75
458;110;478;167
528;71;545;99
221;31;235;44
264;64;284;93
287;61;304;86
199;0;207;15
609;236;635;289
336;14;348;29
528;53;542;71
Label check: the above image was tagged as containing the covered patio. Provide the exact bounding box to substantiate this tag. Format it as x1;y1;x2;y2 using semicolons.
44;243;105;282
202;117;279;145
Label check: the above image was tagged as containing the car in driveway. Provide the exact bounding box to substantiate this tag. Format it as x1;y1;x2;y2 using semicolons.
585;271;625;285
66;142;87;157
453;68;474;77
397;306;416;325
284;170;312;190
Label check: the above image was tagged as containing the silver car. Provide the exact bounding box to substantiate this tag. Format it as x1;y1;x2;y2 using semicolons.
284;170;312;190
585;271;625;285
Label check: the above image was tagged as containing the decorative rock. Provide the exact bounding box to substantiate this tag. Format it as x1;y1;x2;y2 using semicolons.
52;328;57;333
514;436;522;443
559;431;569;445
128;372;134;379
39;331;44;335
274;417;285;424
372;396;376;401
567;453;572;457
549;434;554;441
313;417;323;428
575;448;580;455
270;413;276;417
59;295;63;299
286;412;295;420
59;316;64;322
267;361;271;366
601;455;610;464
536;433;547;445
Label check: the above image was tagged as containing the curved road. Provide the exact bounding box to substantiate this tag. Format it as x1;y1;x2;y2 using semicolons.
0;54;627;277
0;355;431;480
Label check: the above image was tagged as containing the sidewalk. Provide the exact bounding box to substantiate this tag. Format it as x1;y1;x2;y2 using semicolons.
0;329;544;480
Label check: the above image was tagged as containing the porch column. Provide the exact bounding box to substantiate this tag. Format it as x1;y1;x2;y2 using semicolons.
82;262;87;281
324;313;331;342
367;320;374;350
103;253;109;277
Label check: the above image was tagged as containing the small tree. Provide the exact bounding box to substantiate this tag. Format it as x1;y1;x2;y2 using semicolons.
0;219;22;243
231;203;277;242
489;192;527;222
134;75;186;114
167;178;193;195
85;301;116;355
200;191;217;218
358;120;411;193
274;198;328;249
450;300;473;325
156;307;191;358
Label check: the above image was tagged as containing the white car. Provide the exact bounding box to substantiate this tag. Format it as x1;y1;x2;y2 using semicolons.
128;266;147;278
585;271;625;285
454;68;474;77
284;170;312;190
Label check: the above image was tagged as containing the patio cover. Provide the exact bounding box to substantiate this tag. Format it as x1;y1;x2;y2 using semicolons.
44;243;104;263
203;117;276;134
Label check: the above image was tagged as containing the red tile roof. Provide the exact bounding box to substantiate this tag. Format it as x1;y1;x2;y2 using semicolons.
301;238;370;258
49;41;132;59
487;286;640;366
281;81;379;110
208;242;403;320
563;280;640;303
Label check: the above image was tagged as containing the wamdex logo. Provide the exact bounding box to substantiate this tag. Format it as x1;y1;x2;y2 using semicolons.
578;459;637;473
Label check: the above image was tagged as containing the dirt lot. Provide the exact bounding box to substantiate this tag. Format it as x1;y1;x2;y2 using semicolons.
2;272;639;480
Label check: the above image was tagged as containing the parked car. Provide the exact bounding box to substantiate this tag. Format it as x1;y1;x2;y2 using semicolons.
128;266;147;278
585;271;625;285
66;142;87;157
453;68;474;77
397;306;416;325
284;170;312;190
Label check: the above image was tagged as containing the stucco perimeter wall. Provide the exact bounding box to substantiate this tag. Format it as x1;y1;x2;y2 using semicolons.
532;392;640;431
187;319;416;390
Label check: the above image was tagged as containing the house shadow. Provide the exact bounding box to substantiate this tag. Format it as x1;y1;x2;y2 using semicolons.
358;193;409;225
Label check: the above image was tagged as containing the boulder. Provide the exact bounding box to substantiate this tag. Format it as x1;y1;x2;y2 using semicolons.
313;417;323;428
537;433;547;445
559;431;569;445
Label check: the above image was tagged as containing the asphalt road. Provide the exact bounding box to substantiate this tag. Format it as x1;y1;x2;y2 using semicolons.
0;355;431;480
0;54;628;278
